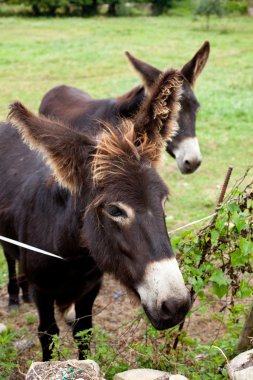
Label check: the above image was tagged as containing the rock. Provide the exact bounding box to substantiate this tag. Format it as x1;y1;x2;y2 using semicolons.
26;359;105;380
228;349;253;380
0;323;7;334
64;303;76;325
231;367;253;380
13;339;34;353
113;369;188;380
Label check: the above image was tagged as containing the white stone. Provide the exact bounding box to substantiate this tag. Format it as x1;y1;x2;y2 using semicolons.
0;323;7;334
26;359;105;380
232;367;253;380
113;369;188;380
228;349;253;380
13;339;34;353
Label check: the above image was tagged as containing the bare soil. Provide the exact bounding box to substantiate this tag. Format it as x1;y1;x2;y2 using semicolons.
0;273;232;379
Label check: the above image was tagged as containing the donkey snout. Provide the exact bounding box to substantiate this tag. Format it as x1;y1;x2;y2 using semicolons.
143;292;191;331
182;155;202;174
174;137;202;174
137;258;191;330
159;294;191;327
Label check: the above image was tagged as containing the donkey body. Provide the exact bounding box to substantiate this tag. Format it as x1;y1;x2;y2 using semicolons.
40;41;210;175
0;70;190;361
4;41;210;312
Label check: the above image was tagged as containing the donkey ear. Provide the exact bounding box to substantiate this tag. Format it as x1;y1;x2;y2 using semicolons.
134;69;182;144
8;102;95;194
125;51;161;92
181;41;210;87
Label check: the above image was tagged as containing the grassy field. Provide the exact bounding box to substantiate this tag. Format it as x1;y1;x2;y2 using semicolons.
0;13;252;285
0;14;252;379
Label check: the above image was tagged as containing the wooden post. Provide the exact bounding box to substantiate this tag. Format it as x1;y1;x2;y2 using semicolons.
237;302;253;351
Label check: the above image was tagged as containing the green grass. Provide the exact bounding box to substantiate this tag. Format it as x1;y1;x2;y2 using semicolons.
0;248;7;287
0;15;252;267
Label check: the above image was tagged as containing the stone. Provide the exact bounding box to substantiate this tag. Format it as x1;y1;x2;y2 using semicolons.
113;369;188;380
26;359;105;380
64;304;76;325
0;323;7;334
228;349;253;380
13;339;34;353
231;367;253;380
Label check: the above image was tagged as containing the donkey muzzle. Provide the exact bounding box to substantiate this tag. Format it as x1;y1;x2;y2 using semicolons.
174;137;202;174
137;258;191;330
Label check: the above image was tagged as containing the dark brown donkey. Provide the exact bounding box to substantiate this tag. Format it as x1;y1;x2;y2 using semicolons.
0;70;191;361
40;41;210;175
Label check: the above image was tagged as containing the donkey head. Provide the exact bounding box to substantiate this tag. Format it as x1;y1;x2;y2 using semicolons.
9;69;190;330
125;41;210;174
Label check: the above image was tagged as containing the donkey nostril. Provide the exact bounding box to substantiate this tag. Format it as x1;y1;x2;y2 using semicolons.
184;157;202;170
161;300;172;316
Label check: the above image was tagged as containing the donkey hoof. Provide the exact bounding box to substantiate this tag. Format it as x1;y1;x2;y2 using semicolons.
8;303;20;312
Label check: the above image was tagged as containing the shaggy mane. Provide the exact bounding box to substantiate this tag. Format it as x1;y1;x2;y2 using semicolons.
92;121;159;184
93;69;182;185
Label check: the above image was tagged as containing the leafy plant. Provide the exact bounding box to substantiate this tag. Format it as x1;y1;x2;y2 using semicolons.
195;0;225;29
0;328;18;379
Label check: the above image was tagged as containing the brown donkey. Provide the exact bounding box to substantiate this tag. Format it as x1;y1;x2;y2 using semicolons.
0;69;190;361
40;41;210;174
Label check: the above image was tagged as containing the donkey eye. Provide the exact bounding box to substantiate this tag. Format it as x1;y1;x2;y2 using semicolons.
107;205;127;218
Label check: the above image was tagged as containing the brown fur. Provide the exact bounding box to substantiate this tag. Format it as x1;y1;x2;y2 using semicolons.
9;102;95;194
1;68;190;362
181;41;210;87
125;51;161;90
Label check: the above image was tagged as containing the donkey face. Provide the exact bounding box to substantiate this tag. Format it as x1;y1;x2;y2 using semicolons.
83;142;190;329
9;69;190;330
125;41;210;174
166;80;201;174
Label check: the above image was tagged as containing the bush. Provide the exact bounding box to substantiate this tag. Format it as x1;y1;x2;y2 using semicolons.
225;0;250;14
195;0;225;29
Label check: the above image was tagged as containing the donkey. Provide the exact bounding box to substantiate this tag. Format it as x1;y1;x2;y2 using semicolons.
4;41;210;312
0;69;191;361
39;41;210;175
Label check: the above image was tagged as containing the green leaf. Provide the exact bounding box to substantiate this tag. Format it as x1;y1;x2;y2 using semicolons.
211;229;219;245
227;203;240;214
231;248;248;267
211;283;228;298
232;212;247;233
239;237;253;256
209;269;230;286
237;280;253;298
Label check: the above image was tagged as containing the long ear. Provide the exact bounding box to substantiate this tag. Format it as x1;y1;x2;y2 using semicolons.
134;69;182;144
8;102;95;194
125;51;161;93
181;41;210;87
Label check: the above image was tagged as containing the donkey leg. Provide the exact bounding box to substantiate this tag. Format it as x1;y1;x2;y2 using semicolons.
18;261;31;303
19;274;31;303
4;250;20;310
73;282;101;360
33;289;59;361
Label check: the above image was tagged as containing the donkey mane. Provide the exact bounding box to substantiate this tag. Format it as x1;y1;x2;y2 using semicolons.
93;69;182;184
92;120;158;184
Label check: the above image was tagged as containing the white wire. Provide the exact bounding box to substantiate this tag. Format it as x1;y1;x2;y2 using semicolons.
167;212;216;234
0;235;64;260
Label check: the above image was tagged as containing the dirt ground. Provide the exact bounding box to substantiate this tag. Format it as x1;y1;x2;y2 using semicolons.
0;272;233;379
